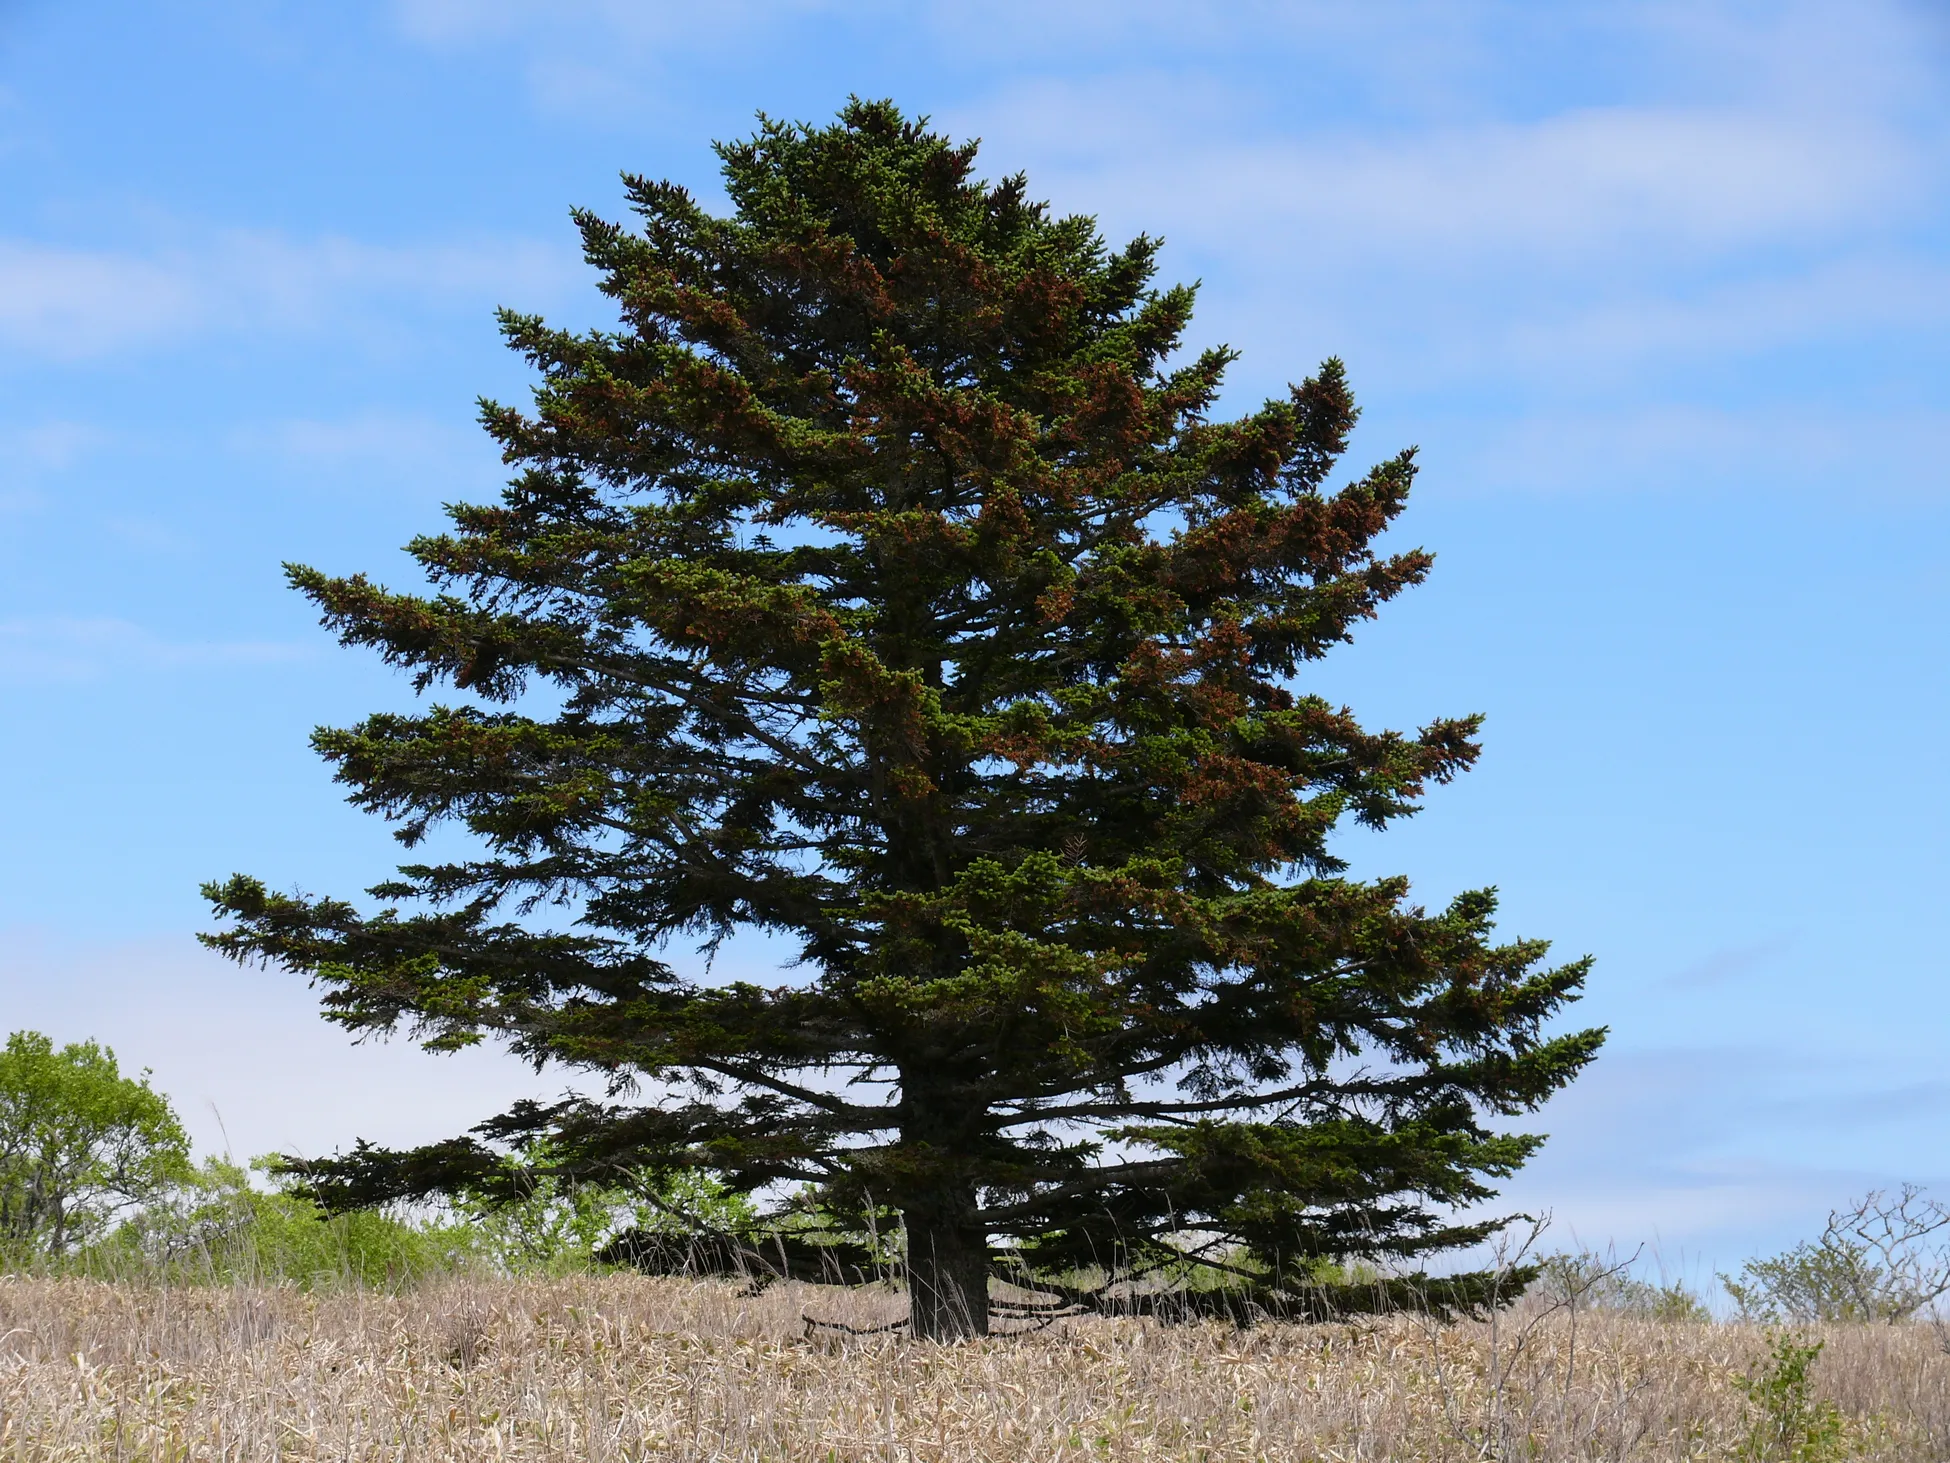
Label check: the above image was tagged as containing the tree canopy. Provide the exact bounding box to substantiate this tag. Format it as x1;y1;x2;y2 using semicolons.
205;100;1602;1339
0;1029;191;1259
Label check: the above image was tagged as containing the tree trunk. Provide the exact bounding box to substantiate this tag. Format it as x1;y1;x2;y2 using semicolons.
905;1209;990;1340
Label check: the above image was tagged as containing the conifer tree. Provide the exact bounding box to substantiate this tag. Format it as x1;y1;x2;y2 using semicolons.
205;101;1602;1340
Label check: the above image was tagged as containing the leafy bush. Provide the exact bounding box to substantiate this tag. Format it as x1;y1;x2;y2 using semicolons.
1738;1333;1848;1462
449;1145;756;1277
1725;1245;1876;1326
88;1149;760;1287
87;1157;477;1288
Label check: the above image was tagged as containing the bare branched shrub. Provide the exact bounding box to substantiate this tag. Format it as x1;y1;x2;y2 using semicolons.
1536;1248;1710;1323
1726;1186;1950;1324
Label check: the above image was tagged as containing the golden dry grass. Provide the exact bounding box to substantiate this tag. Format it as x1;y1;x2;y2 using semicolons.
2;1274;1948;1461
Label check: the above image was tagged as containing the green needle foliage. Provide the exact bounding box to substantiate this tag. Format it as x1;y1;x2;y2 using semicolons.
204;100;1602;1339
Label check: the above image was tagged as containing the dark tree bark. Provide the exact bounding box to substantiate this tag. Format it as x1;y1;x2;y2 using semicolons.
905;1206;991;1342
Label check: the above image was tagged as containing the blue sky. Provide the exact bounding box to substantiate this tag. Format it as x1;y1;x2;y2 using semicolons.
2;0;1946;1279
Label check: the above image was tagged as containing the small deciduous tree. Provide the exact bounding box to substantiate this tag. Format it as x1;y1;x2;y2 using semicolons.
0;1030;190;1260
204;101;1602;1339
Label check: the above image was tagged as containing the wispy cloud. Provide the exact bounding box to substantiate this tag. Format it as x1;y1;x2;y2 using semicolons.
0;927;590;1165
1497;1044;1950;1255
0;418;100;504
388;0;1940;111
393;0;844;49
1481;255;1950;378
380;0;1947;432
0;230;578;363
2;418;99;470
0;616;313;682
227;410;484;469
0;244;200;358
1444;404;1950;498
0;421;102;514
1661;936;1796;991
972;87;1916;270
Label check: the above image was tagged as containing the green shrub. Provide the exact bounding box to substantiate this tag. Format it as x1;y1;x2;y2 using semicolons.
76;1143;761;1288
1725;1243;1879;1325
450;1143;758;1276
1738;1333;1848;1462
86;1156;478;1289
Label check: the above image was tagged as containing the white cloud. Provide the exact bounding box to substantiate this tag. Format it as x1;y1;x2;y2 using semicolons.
1366;107;1900;258
0;928;576;1165
1482;254;1950;376
382;3;1944;399
1214;252;1950;401
1660;936;1797;991
227;410;479;468
966;79;1918;273
0;419;99;472
0;617;313;682
1497;1164;1856;1271
198;231;576;326
1492;1044;1950;1263
388;0;1937;108
394;0;843;48
1444;404;1950;498
0;230;579;363
0;244;200;358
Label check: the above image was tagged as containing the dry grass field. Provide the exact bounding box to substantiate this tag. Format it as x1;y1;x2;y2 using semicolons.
3;1274;1949;1461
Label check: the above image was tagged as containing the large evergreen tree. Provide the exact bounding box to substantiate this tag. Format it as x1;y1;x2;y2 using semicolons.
205;101;1601;1340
